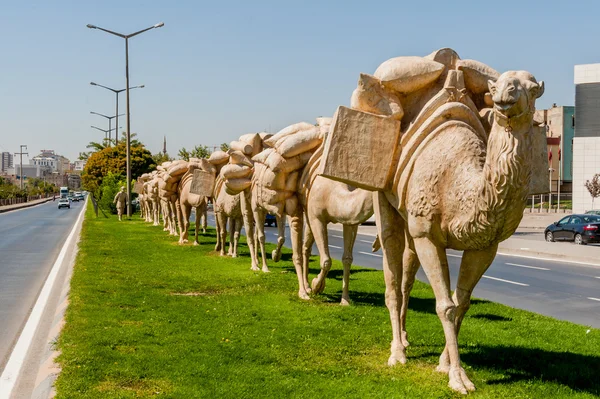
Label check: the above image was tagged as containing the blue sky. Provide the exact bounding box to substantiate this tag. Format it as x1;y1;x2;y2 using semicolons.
1;0;599;161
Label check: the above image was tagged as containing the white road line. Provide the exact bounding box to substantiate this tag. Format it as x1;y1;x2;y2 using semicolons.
0;198;87;395
272;233;279;237
358;251;382;258
329;245;342;249
447;254;462;258
595;277;600;279
331;234;343;239
359;239;374;244
588;297;600;302
496;251;600;267
482;275;529;286
505;262;550;271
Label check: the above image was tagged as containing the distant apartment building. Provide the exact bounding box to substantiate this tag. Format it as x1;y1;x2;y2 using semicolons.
573;64;600;212
68;174;82;189
1;152;13;172
535;105;575;194
30;149;71;174
74;160;87;172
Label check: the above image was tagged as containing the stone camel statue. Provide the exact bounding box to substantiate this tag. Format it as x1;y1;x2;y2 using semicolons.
299;146;374;305
373;70;544;394
177;170;209;245
213;179;244;257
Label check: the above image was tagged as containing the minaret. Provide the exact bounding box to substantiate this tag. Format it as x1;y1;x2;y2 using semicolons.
163;136;167;155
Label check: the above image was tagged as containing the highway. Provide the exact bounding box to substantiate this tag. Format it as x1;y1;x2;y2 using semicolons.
202;212;600;329
0;199;84;371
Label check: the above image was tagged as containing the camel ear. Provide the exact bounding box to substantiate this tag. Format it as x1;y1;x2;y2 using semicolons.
534;81;545;98
487;80;496;95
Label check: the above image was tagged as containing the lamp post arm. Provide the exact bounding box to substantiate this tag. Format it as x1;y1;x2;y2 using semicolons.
127;25;158;39
93;26;127;38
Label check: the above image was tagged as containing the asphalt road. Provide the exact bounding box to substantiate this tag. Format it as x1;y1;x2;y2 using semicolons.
202;212;600;329
0;199;84;371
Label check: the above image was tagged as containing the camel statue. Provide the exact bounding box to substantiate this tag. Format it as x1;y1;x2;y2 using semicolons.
322;49;544;394
213;179;243;257
146;177;160;226
177;167;212;245
298;145;375;305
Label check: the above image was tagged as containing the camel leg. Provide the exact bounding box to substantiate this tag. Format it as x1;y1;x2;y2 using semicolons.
175;199;184;237
240;191;259;271
228;217;235;256
400;236;419;348
153;201;160;226
193;205;202;246
232;217;242;258
179;204;191;245
302;224;314;295
340;224;358;306
271;215;285;262
202;201;208;234
254;208;269;272
216;211;227;256
214;211;222;252
411;235;472;395
309;217;332;295
436;245;497;387
170;199;178;236
374;192;407;366
288;212;310;299
162;201;169;231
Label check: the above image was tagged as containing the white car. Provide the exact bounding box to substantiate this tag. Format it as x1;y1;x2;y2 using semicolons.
58;198;70;209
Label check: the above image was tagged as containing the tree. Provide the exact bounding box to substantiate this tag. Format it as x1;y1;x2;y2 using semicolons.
82;141;155;198
584;173;600;209
220;142;230;152
178;145;210;161
153;152;173;165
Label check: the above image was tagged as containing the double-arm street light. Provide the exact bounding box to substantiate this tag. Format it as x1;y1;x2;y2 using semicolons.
89;82;144;145
90;111;124;145
87;21;164;217
91;125;121;145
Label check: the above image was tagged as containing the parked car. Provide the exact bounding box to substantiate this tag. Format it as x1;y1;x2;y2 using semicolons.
58;198;70;209
585;210;600;215
544;214;600;245
265;213;277;227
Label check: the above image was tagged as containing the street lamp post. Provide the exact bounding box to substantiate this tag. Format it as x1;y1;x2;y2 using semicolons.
91;125;121;145
89;83;144;145
90;112;124;146
87;22;163;218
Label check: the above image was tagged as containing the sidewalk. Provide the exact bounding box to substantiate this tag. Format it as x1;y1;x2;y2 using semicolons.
331;212;600;267
0;197;52;214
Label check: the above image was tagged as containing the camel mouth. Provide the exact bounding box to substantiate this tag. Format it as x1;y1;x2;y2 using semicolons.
493;102;517;115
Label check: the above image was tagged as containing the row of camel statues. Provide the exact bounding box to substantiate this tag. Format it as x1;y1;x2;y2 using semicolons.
134;48;545;395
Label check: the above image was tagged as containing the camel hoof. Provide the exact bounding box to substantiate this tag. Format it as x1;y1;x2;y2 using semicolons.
251;266;260;272
202;229;207;234
231;253;238;258
340;297;351;306
436;351;450;374
193;241;199;246
310;277;326;294
298;291;311;300
215;244;221;252
271;249;281;262
387;352;407;366
262;266;270;273
448;367;475;394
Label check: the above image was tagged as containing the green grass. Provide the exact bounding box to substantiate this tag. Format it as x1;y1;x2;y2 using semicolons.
55;202;600;398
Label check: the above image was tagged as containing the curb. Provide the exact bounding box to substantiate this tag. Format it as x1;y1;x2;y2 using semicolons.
0;198;52;214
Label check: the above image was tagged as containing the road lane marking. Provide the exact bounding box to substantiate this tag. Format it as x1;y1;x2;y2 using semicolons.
482;275;529;286
359;239;374;244
505;263;550;271
331;234;343;239
588;297;600;302
447;254;462;258
496;251;600;267
329;245;342;249
358;251;382;258
0;198;87;395
595;277;600;279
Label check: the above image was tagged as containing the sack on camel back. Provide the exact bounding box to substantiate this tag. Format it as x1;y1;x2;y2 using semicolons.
374;56;444;93
238;133;263;156
266;150;313;174
158;179;178;192
263;122;314;148
275;126;324;158
224;178;251;195
221;163;253;180
208;150;230;165
228;150;253;167
166;161;188;178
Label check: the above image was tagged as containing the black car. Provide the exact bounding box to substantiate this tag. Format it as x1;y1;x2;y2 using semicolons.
265;213;277;227
545;214;600;245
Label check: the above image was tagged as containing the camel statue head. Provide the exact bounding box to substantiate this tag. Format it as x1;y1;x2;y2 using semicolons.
488;71;544;124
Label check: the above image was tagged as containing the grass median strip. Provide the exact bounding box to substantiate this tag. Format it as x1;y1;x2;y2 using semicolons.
56;202;600;398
